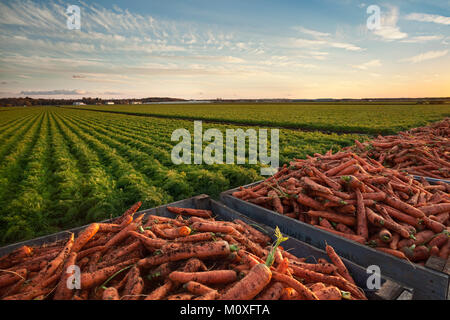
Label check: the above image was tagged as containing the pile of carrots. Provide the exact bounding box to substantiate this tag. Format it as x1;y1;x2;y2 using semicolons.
0;203;368;300
349;118;449;180
232;151;450;264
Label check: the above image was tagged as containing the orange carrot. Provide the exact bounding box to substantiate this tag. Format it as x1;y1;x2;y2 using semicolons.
315;226;366;244
190;222;237;235
366;208;411;239
256;281;285;300
219;263;272;300
314;286;343;300
325;244;355;285
169;270;237;284
272;271;318;300
137;240;232;268
53;252;78;300
355;189;368;239
307;210;356;226
102;287;120;300
167;207;212;218
80;259;138;289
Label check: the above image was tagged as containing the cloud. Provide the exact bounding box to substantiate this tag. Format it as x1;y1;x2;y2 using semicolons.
290;38;363;51
373;6;408;40
405;13;450;25
401;50;448;63
293;26;331;38
401;35;444;43
20;89;88;95
353;59;382;70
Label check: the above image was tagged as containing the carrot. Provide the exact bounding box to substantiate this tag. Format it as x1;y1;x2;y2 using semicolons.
0;246;33;269
422;216;446;233
280;287;299;300
173;232;214;243
103;216;144;251
137;240;232;268
97;223;122;233
114;201;142;225
272;271;318;300
128;231;166;250
384;195;425;218
289;265;366;300
341;175;365;192
72;224;100;253
389;233;401;250
167;207;212;218
34;233;75;284
419;203;450;216
290;261;337;274
366;208;411;239
183;281;216;296
429;245;440;257
53;252;78;300
303;177;333;195
194;290;219;300
219;263;272;300
256;282;285;300
319;218;334;230
378;228;393;243
190;222;237;235
377;204;421;228
439;240;450;259
315;226;366;244
102;287;120;300
325;159;358;176
402;245;430;262
122;266;144;300
335;223;355;235
428;232;449;248
268;190;284;214
325;244;356;285
80;259;138;289
307;210;356;226
355;189;368;239
314;286;344;300
0;268;27;289
374;247;408;260
169;270;237;284
145;281;173;300
296;193;327;211
77;245;106;261
233;219;271;244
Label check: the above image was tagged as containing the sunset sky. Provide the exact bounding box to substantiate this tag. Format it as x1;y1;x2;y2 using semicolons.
0;0;449;99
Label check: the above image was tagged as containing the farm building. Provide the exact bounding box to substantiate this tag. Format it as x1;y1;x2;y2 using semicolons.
73;102;86;105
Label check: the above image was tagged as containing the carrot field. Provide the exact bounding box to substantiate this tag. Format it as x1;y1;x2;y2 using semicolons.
0;106;369;245
68;103;450;135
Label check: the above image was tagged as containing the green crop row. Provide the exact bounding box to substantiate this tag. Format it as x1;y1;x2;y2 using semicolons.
66;103;450;135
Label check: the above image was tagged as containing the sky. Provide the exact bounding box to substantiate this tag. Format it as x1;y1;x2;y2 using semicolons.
0;0;449;99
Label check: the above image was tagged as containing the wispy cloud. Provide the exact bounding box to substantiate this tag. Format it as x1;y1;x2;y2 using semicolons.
401;50;448;63
401;35;444;43
352;59;382;70
405;13;450;25
20;89;87;95
293;26;331;38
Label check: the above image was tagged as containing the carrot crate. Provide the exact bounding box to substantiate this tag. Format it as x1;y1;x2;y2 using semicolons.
221;183;449;300
0;195;410;300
